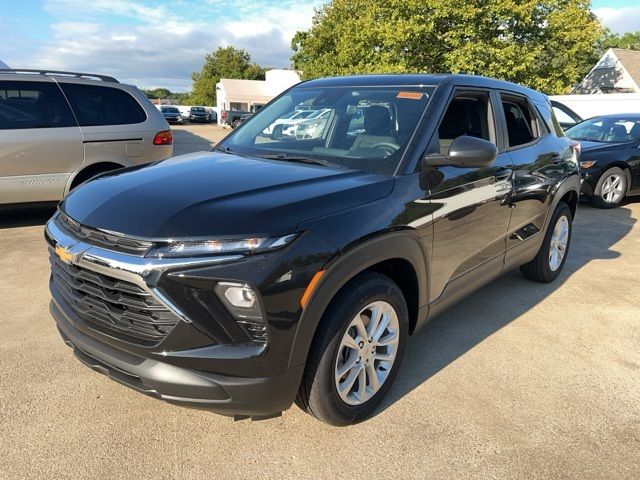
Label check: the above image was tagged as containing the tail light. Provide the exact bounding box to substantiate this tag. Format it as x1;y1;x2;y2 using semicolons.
153;130;173;145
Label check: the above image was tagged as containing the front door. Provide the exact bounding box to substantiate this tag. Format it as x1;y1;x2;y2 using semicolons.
424;90;513;301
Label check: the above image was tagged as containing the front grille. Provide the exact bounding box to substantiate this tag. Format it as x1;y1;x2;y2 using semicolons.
56;212;152;255
50;252;180;346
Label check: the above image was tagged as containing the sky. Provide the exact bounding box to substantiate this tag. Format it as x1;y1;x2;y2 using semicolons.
1;0;639;92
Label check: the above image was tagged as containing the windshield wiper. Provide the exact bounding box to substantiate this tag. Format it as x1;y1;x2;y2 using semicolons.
573;137;604;143
213;146;234;154
258;154;333;167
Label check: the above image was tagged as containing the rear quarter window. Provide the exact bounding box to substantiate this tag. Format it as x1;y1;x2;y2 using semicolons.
60;83;147;126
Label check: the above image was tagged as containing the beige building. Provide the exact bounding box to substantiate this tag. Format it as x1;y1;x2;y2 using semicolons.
216;69;300;114
573;48;640;94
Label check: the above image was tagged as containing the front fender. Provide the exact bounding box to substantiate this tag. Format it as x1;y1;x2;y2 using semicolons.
287;232;429;369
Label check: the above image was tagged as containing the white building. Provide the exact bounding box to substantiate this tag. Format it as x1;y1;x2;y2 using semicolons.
216;69;300;114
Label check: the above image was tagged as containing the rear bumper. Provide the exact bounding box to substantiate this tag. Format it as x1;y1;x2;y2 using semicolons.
50;297;303;419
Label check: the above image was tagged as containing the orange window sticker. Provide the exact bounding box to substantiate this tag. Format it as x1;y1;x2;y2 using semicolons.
397;91;424;100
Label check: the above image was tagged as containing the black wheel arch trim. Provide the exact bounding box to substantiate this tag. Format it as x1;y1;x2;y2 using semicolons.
545;173;580;228
288;231;429;369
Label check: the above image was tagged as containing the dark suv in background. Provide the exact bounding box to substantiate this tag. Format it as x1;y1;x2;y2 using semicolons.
46;74;580;426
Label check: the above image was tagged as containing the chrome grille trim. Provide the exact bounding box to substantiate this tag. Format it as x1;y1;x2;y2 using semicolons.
56;211;153;255
45;214;244;343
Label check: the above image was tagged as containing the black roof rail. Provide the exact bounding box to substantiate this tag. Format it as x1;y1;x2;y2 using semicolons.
0;69;119;83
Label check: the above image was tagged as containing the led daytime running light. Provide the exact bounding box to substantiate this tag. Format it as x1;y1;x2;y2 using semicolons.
147;234;297;258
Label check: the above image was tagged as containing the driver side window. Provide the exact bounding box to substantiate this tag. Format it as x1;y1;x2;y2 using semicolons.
438;92;494;155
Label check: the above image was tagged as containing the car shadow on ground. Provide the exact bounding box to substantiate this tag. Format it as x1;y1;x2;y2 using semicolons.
0;203;57;229
379;201;637;415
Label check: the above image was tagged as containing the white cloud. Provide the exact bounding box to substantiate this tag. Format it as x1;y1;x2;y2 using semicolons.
6;0;323;91
594;7;640;34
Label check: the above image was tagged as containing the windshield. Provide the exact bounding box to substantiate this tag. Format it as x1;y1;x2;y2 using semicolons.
218;85;435;175
566;117;640;143
191;107;205;112
162;107;179;113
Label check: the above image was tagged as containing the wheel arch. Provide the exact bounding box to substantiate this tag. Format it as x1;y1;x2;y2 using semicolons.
288;232;428;369
545;173;581;230
66;161;125;193
602;163;633;194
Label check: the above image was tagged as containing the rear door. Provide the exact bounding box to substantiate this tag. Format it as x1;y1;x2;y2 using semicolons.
498;93;570;256
426;89;514;301
0;78;83;203
58;82;149;167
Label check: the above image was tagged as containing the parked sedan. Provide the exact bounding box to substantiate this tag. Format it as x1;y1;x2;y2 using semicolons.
188;106;210;123
160;106;183;124
565;114;640;208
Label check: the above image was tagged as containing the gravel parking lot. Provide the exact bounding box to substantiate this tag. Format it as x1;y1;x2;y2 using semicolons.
0;125;638;479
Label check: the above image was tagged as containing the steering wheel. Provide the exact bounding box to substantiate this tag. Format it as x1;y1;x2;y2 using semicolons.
369;142;400;155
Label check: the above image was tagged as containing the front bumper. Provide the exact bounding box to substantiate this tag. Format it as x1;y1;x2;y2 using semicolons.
44;215;332;417
579;168;602;198
51;298;302;418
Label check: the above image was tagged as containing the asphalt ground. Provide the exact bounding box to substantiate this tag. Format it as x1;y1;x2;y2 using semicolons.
0;123;638;479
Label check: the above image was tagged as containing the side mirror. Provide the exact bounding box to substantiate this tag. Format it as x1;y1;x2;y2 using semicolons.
424;135;498;169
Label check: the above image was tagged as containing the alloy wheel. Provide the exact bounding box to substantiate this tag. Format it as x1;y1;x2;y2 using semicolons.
549;215;569;271
601;174;625;204
334;301;400;406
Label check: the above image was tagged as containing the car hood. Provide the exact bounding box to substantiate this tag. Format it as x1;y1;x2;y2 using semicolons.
61;152;394;239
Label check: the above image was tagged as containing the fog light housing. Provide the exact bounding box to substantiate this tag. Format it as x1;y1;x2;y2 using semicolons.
214;282;264;321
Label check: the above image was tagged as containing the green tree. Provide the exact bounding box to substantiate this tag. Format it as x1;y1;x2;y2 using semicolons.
141;88;172;99
189;46;266;106
141;88;191;104
291;0;602;94
598;28;640;52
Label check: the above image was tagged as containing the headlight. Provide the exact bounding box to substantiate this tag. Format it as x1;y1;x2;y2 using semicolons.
580;161;596;169
146;233;297;258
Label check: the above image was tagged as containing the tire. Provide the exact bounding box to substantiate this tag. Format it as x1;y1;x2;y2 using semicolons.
232;119;241;129
272;124;284;140
520;202;572;283
296;272;409;426
591;167;627;209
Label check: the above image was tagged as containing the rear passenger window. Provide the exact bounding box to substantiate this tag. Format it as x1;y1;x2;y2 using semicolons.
0;81;76;130
501;95;541;148
60;83;146;126
438;92;495;155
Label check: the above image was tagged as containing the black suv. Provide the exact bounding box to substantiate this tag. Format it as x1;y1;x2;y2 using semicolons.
46;75;580;426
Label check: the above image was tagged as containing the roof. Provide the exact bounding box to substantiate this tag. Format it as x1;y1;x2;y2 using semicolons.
573;49;640;94
611;49;640;85
300;74;547;102
219;78;273;98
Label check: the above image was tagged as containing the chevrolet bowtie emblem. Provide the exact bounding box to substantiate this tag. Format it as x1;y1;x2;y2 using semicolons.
55;245;75;264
